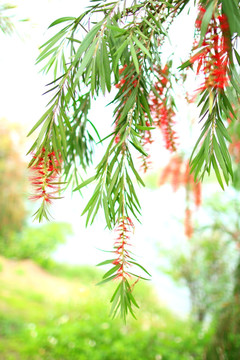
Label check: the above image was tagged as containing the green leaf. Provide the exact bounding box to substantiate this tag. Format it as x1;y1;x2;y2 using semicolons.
73;175;96;191
58;115;67;156
190;121;211;162
178;59;192;71
212;136;229;184
222;0;240;36
112;38;128;73
103;192;112;229
106;24;127;34
119;88;137;122
129;139;148;157
107;165;121;198
129;39;139;74
102;38;111;92
74;39;97;86
103;264;120;279
128;272;151;281
234;49;240;66
128;154;145;186
49;17;75;28
132;35;151;58
86;195;101;227
216;127;233;177
211;154;224;189
27;106;54;137
96;274;117;286
217;119;232;142
73;22;102;63
36;116;52;148
221;92;236;119
81;183;101;216
135;125;155;131
129;261;151;276
199;1;215;46
97;259;115;266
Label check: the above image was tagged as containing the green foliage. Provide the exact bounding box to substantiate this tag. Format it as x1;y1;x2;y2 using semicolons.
0;259;212;360
205;259;240;359
27;0;240;319
28;0;191;224
0;222;72;266
43;262;102;284
160;234;233;323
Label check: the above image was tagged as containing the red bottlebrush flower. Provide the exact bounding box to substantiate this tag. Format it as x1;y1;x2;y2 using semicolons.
159;155;184;190
171;156;184;191
193;182;202;207
149;65;178;152
195;6;206;29
218;14;229;33
114;133;120;144
191;7;230;92
29;148;62;210
139;154;152;173
112;216;134;281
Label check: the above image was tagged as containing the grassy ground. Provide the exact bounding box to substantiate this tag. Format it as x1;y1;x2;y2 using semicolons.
0;256;211;360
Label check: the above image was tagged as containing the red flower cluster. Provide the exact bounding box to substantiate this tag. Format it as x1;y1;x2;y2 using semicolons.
191;7;230;91
184;208;193;239
150;65;177;152
195;6;206;29
29;148;62;206
112;216;134;280
159;155;202;238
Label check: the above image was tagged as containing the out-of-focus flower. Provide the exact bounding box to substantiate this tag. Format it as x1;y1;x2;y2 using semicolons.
150;65;177;152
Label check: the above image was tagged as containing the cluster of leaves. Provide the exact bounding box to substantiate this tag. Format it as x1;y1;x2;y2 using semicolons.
180;0;240;189
0;262;212;360
0;222;72;267
161;233;233;323
28;0;240;319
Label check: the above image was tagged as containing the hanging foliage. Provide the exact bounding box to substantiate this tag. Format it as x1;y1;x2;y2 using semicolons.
28;0;240;319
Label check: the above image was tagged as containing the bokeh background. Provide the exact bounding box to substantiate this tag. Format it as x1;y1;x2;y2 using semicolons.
0;1;240;359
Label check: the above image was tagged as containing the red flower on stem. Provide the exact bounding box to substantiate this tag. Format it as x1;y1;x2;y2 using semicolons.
112;216;134;280
191;7;230;92
29;148;62;208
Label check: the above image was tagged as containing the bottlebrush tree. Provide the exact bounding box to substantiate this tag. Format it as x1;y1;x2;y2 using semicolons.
28;0;240;320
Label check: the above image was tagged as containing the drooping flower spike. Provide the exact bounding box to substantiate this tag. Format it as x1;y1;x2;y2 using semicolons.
149;65;178;152
191;6;230;92
29;148;63;221
97;216;150;321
